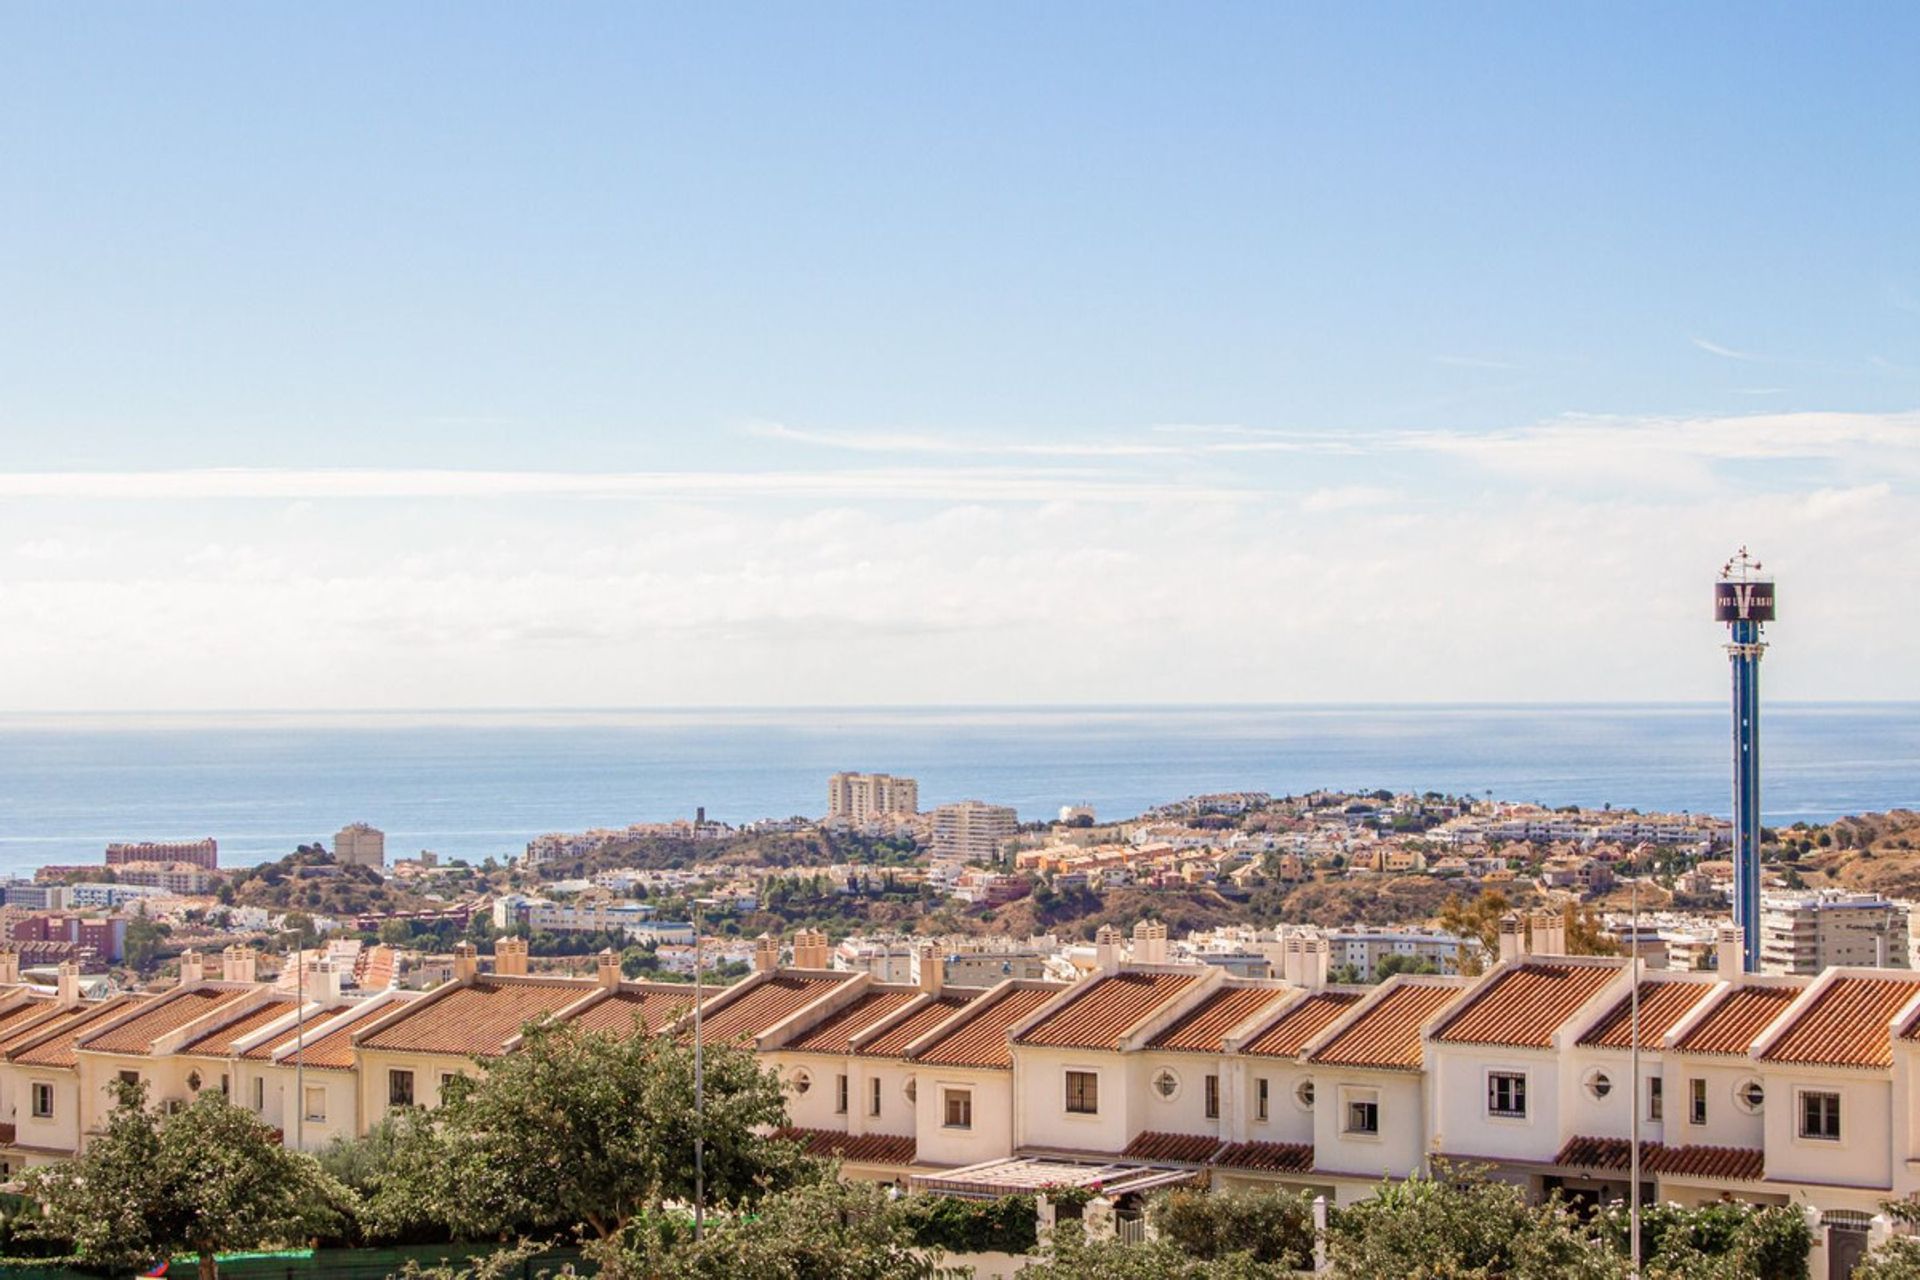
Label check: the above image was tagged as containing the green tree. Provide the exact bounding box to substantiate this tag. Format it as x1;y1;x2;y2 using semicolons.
123;905;171;974
378;917;416;947
362;1019;811;1241
24;1082;349;1280
1855;1237;1920;1280
594;1179;943;1279
1326;1164;1628;1280
1017;1220;1280;1279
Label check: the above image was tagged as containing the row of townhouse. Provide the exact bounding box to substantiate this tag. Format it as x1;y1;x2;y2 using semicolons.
13;920;1920;1273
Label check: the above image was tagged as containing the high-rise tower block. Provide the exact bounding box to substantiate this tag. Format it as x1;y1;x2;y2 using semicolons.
1716;549;1775;973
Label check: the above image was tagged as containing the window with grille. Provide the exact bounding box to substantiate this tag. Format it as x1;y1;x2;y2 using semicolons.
1487;1072;1527;1118
1065;1070;1099;1115
1799;1090;1840;1141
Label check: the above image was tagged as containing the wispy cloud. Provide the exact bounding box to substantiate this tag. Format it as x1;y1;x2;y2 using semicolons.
1691;336;1762;361
0;467;1254;505
1731;387;1787;396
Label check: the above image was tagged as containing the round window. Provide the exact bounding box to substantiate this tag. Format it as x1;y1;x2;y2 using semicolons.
1584;1070;1612;1100
790;1069;812;1096
1295;1079;1316;1110
1735;1079;1764;1114
1152;1069;1180;1100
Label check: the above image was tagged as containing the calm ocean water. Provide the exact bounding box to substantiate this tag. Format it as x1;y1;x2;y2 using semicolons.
0;704;1916;878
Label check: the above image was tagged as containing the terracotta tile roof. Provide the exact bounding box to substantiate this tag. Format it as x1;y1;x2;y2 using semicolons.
1309;982;1464;1071
1651;1145;1766;1182
252;1000;400;1070
856;994;980;1058
915;986;1060;1069
562;987;691;1039
771;1126;917;1166
79;987;257;1057
1578;981;1717;1050
1147;986;1291;1053
358;977;596;1057
1433;963;1620;1049
1553;1136;1763;1182
1214;1140;1315;1173
1673;985;1801;1056
179;999;300;1057
684;974;848;1045
1240;992;1362;1058
784;990;921;1054
1121;1130;1225;1164
9;996;151;1067
1759;975;1920;1069
0;1001;51;1036
1015;972;1199;1050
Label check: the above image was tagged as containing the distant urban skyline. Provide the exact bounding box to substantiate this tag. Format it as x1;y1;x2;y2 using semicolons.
3;5;1917;708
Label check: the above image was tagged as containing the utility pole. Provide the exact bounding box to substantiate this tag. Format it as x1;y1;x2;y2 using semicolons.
1628;873;1641;1278
692;897;714;1241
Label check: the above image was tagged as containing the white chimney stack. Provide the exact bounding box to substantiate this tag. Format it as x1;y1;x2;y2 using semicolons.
1532;908;1566;958
1284;933;1307;986
1716;925;1745;976
177;949;204;986
1302;937;1330;991
753;934;781;973
918;941;944;996
221;945;258;984
1132;919;1168;966
0;946;20;986
452;942;479;983
308;958;342;1005
1497;914;1526;965
597;948;622;990
1094;924;1122;974
56;960;80;1007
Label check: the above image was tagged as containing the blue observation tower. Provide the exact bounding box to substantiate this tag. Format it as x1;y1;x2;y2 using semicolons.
1716;549;1775;973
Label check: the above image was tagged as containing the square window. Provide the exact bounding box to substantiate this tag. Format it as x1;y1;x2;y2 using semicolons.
389;1069;414;1108
30;1083;53;1119
1488;1072;1527;1119
304;1086;327;1123
943;1088;973;1130
1344;1088;1380;1135
1799;1090;1841;1141
1065;1070;1099;1115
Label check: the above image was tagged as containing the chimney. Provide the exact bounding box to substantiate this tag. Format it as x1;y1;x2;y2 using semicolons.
1532;908;1566;958
794;929;830;970
1497;914;1526;964
308;958;342;1005
753;934;781;973
918;941;944;997
177;948;204;986
495;936;529;977
221;945;258;984
453;942;479;983
1094;924;1122;974
0;945;19;986
1133;919;1168;966
1715;925;1745;975
597;948;622;989
56;960;80;1008
1302;936;1329;992
1284;933;1306;986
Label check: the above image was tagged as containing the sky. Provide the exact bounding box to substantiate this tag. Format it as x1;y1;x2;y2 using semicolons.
2;4;1918;709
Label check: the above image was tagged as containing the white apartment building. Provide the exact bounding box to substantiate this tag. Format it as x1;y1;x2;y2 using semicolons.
931;801;1019;863
1761;890;1910;974
335;823;386;869
827;773;920;822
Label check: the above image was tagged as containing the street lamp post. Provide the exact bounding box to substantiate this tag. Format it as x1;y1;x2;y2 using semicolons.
1629;872;1642;1279
692;897;716;1241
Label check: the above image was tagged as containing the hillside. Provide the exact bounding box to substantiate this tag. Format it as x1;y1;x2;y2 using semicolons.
227;847;440;918
1784;809;1920;897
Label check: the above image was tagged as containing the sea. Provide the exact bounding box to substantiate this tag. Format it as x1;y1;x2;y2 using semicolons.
0;704;1917;879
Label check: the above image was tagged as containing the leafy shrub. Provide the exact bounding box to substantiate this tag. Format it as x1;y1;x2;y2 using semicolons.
1151;1187;1314;1267
898;1193;1038;1254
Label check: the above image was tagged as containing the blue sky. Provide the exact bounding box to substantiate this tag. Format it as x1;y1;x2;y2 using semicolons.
2;5;1917;707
